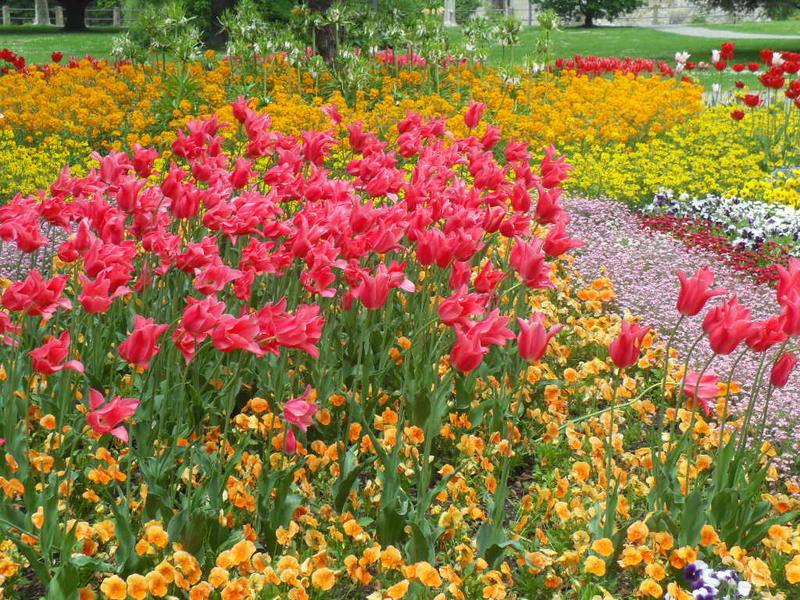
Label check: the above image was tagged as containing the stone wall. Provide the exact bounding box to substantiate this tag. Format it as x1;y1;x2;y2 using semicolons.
446;0;766;27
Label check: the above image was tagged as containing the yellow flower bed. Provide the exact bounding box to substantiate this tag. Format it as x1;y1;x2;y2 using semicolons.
565;106;767;204
0;60;703;155
0;130;90;200
735;169;800;209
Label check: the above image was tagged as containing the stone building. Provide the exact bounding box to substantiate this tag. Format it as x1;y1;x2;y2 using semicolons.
444;0;766;27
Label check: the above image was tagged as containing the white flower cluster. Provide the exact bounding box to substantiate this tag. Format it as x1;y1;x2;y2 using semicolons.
645;189;800;256
666;560;752;600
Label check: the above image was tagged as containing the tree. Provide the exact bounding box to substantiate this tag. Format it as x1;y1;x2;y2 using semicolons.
55;0;92;31
529;0;647;27
207;0;236;48
309;0;337;64
694;0;799;18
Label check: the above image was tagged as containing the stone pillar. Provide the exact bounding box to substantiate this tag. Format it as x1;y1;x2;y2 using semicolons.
443;0;456;26
54;5;63;26
112;6;121;26
1;6;10;26
34;0;51;25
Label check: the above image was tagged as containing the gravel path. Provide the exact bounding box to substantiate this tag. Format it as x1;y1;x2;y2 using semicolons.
564;196;800;477
648;25;800;40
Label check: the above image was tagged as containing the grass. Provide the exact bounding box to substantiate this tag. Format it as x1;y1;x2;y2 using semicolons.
0;25;119;64
1;21;800;88
471;25;800;66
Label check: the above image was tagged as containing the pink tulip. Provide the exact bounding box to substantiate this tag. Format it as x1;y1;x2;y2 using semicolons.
517;314;563;362
450;327;488;373
702;297;754;355
438;287;486;327
464;101;486;129
283;386;317;432
78;274;132;314
770;352;798;388
544;217;585;257
608;321;651;369
118;315;170;369
776;258;800;306
510;237;554;289
676;267;728;317
746;316;787;352
211;314;264;356
86;389;139;442
29;332;84;375
540;145;573;189
682;370;720;416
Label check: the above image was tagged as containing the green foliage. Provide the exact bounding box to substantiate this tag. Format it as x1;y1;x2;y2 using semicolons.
529;0;647;25
111;0;203;63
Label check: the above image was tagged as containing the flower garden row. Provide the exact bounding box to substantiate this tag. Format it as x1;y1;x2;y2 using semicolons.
0;36;799;600
1;42;800;284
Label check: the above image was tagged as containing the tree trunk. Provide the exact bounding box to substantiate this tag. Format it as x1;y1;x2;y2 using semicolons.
582;12;595;27
309;0;337;65
206;0;236;49
34;0;51;26
57;0;91;31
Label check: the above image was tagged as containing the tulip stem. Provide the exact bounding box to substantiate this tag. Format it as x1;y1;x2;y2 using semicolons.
683;354;715;502
712;347;749;468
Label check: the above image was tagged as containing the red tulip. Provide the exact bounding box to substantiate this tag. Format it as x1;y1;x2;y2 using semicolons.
118;315;170;369
474;260;508;294
721;42;736;60
743;94;762;107
770;352;798;388
676;267;727;316
517;314;563;362
533;183;565;225
731;110;745;121
51;51;63;63
608;321;651;369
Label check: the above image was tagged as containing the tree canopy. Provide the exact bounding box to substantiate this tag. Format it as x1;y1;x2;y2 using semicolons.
529;0;647;27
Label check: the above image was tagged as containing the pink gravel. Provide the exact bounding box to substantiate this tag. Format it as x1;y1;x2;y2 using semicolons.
564;196;800;477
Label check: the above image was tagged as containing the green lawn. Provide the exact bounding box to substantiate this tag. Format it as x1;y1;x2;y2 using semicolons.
471;25;800;66
2;21;800;87
0;25;119;64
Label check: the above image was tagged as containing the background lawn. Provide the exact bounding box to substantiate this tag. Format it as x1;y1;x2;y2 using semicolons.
0;25;120;64
1;21;799;87
466;25;800;65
